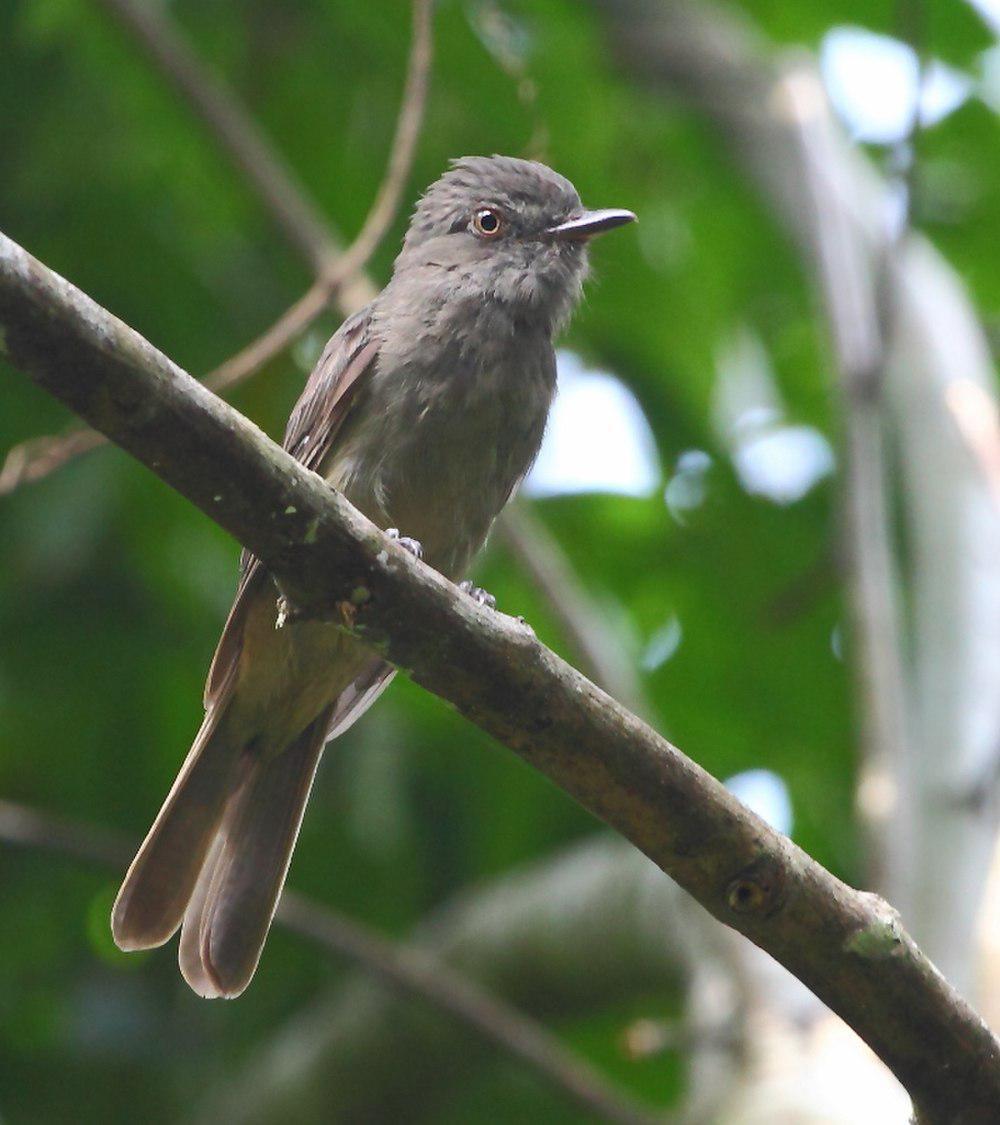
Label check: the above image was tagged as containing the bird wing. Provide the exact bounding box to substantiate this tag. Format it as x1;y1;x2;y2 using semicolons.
281;305;380;475
204;305;381;709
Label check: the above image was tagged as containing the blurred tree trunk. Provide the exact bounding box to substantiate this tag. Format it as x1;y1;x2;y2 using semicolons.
592;0;1000;999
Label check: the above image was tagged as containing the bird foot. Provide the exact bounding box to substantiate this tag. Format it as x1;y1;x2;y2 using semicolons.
459;580;497;609
275;594;304;630
386;528;423;560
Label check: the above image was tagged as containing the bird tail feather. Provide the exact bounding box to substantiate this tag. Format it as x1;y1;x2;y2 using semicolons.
111;705;243;952
112;659;390;995
177;707;331;998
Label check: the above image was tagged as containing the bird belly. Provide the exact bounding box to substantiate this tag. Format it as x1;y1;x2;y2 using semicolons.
231;600;369;749
328;357;551;577
225;346;553;754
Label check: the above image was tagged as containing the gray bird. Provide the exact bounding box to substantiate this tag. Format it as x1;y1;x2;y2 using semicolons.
111;155;635;997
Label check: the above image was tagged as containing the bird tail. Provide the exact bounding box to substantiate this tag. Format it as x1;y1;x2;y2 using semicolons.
178;709;329;998
111;705;330;999
111;704;244;953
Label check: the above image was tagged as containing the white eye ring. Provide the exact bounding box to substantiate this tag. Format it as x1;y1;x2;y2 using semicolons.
472;208;504;237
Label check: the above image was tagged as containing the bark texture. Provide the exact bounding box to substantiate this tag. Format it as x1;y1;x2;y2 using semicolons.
2;229;999;1122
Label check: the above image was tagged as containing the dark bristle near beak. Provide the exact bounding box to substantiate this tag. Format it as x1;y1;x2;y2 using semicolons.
545;208;636;241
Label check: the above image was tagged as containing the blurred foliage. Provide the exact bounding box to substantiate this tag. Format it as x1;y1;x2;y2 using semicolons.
1;0;997;1121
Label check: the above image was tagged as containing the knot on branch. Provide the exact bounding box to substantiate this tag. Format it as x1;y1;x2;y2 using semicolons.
725;856;785;918
844;894;905;960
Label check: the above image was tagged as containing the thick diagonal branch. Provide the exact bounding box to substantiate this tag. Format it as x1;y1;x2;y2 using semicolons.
2;0;432;494
2;231;998;1123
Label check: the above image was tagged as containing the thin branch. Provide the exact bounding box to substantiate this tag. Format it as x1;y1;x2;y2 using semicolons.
206;0;432;391
0;286;329;494
278;897;662;1125
0;425;105;493
313;0;432;294
0;800;658;1125
205;279;333;395
203;833;709;1122
94;0;337;273
3;230;999;1124
0;800;131;871
497;505;652;718
1;0;432;495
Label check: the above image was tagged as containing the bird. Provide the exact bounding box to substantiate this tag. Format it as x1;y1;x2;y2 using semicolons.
111;155;635;998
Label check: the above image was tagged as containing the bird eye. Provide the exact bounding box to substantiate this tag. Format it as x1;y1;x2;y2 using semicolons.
472;208;503;237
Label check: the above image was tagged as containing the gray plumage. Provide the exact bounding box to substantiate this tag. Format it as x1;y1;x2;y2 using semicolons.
111;155;634;997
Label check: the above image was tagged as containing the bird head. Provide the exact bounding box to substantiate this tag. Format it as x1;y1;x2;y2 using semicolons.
394;155;635;333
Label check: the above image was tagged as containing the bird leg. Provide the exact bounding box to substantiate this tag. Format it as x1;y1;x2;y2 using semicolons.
276;530;423;630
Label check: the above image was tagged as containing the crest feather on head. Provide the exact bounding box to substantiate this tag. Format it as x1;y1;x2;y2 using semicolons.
403;154;581;249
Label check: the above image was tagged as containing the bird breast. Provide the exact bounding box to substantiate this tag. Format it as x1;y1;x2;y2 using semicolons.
327;299;555;578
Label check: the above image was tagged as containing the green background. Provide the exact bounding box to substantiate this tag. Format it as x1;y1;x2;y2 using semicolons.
1;0;997;1120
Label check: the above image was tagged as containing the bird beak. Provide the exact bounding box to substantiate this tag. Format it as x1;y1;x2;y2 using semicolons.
544;208;636;241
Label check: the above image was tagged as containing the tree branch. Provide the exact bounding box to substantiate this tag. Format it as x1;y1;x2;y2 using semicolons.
0;800;657;1125
94;0;337;276
276;895;662;1125
2;231;998;1123
200;834;709;1124
588;0;1000;999
203;0;433;400
1;0;432;495
311;0;432;298
497;505;651;717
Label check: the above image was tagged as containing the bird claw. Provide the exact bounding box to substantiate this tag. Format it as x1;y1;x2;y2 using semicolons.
386;528;423;560
275;594;303;630
459;580;497;609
